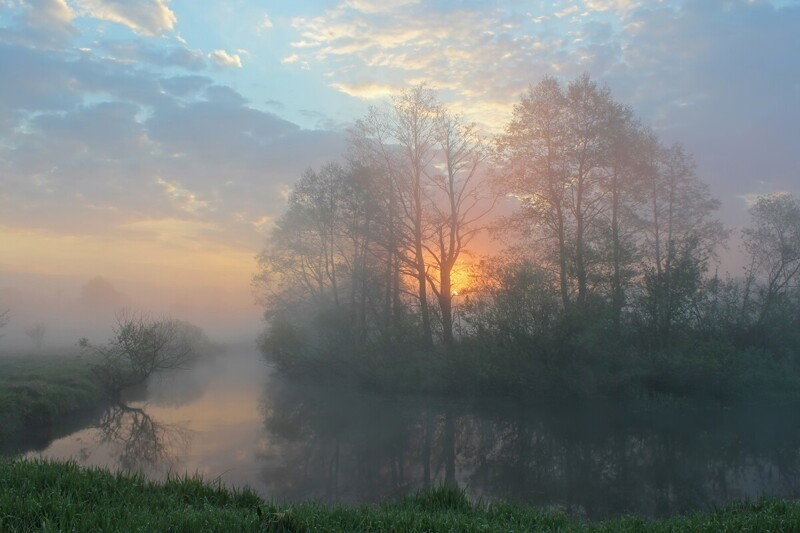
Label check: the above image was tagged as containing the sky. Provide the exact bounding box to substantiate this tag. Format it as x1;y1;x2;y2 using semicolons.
0;0;799;342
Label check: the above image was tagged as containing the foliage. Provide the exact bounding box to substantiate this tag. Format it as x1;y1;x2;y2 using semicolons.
256;77;800;403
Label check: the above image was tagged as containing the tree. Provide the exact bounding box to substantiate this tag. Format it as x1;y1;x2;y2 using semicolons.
599;107;652;333
637;144;726;344
743;193;800;325
350;86;495;346
81;312;199;398
254;164;349;314
425;110;493;345
563;74;616;307
389;85;441;347
254;161;392;350
0;308;9;339
496;76;571;310
497;74;644;316
25;322;47;350
350;86;442;347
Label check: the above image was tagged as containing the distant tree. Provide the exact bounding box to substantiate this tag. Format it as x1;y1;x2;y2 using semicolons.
81;311;199;398
25;322;47;350
0;308;9;339
743;193;800;325
79;276;128;312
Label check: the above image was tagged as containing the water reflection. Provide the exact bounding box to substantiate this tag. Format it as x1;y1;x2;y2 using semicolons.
20;347;800;520
95;403;191;475
257;379;800;518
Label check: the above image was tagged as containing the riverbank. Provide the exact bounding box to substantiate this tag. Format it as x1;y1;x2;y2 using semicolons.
2;459;800;531
265;337;800;404
0;354;105;452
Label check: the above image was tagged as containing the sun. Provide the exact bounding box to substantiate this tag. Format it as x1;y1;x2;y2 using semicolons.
450;261;473;296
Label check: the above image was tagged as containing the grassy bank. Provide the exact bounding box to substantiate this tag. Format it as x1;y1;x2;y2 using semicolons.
0;355;104;446
2;459;800;532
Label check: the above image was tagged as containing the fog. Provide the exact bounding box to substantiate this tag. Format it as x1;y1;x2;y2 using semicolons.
2;0;800;525
0;272;261;352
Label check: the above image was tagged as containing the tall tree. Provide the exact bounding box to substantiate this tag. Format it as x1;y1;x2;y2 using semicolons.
350;86;441;347
638;144;726;344
349;109;406;340
496;76;572;309
600;110;653;333
743;193;800;325
425;110;493;345
498;74;634;314
391;86;441;347
563;74;615;307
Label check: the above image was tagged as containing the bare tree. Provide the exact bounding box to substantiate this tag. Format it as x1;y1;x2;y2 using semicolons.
350;86;441;347
81;311;198;398
426;110;494;345
390;85;441;347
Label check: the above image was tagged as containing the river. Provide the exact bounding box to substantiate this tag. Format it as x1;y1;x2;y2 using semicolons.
19;344;800;519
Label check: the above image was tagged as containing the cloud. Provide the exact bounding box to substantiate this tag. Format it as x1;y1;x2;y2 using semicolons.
0;38;346;259
554;5;580;18
259;13;273;31
76;0;177;36
287;3;586;128
583;0;640;14
155;178;209;213
344;0;420;14
330;82;397;99
0;0;77;48
208;49;243;68
100;40;205;70
27;0;74;24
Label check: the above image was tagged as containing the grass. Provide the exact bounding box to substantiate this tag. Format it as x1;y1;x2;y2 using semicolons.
0;354;105;446
3;459;800;532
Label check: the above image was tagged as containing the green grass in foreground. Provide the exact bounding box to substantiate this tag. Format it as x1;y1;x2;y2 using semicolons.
0;355;104;440
3;459;800;532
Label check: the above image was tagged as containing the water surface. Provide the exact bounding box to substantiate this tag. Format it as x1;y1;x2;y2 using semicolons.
23;345;800;519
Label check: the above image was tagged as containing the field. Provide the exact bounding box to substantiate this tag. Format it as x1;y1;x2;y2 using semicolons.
0;354;104;449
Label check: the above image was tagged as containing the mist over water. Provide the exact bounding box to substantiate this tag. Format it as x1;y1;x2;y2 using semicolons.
2;4;799;527
15;344;800;520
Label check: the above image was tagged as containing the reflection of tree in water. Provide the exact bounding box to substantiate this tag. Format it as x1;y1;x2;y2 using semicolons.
96;403;191;475
258;380;800;518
